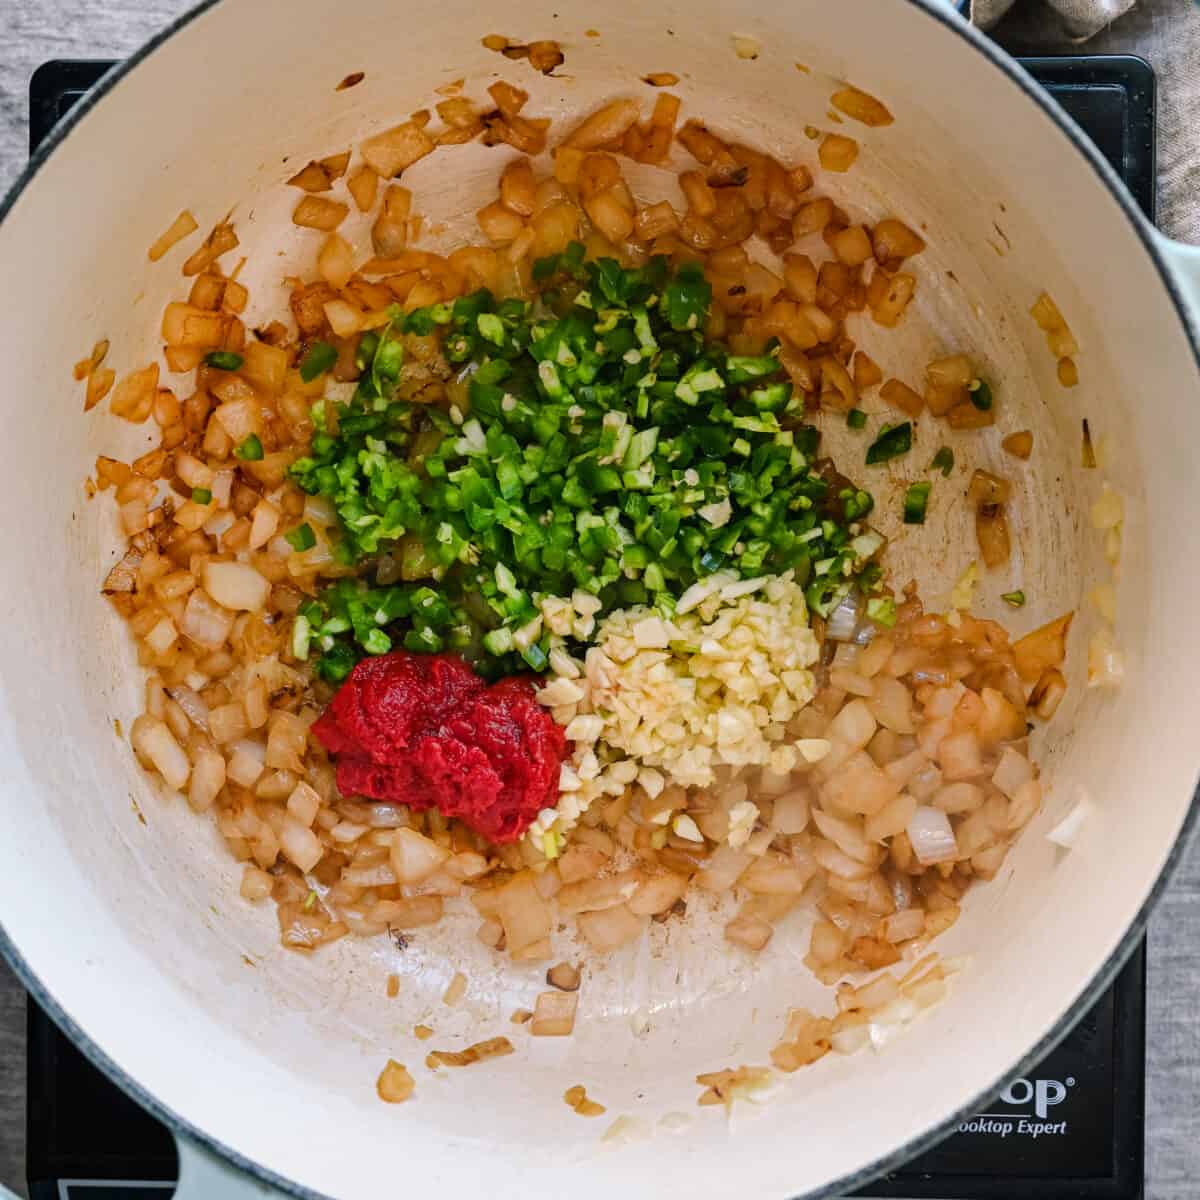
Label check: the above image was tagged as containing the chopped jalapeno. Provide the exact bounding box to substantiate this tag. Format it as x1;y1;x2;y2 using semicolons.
235;434;264;461
204;350;244;371
968;378;993;411
866;596;897;627
929;446;954;477
286;523;317;552
865;422;913;465
299;341;338;382
903;481;931;525
285;253;884;676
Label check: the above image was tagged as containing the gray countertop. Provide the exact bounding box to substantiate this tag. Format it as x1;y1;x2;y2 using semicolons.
1;1;1198;1196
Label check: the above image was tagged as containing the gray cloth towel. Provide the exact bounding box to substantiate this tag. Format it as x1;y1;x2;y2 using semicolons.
973;0;1137;38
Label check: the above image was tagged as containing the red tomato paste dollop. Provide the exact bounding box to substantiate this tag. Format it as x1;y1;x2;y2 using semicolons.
312;652;567;844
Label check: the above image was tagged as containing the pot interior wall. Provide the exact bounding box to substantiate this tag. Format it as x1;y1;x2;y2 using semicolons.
0;1;1196;1198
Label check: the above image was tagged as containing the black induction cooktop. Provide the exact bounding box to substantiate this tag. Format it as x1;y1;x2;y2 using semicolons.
24;53;1155;1200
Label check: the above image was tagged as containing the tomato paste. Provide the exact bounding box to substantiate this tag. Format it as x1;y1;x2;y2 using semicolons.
312;652;567;844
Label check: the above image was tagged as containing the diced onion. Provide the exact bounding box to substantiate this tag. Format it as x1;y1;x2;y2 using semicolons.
949;562;978;612
188;749;225;812
390;828;450;883
831;1024;871;1055
249;501;280;551
202;561;270;613
883;908;925;943
695;844;753;891
279;815;322;872
364;805;410;828
376;1060;415;1104
148;210;199;261
531;989;578;1036
906;806;958;864
577;903;643;952
828;699;876;750
342;860;397;893
826;589;862;641
991;747;1034;800
1087;629;1125;688
317;234;355;289
131;716;190;791
563;99;641;150
214;397;258;443
323;298;363;337
211;470;234;507
144;617;178;657
240;865;274;902
287;781;322;827
1047;796;1091;849
771;789;809;835
227;741;266;788
732;34;761;59
491;875;551;955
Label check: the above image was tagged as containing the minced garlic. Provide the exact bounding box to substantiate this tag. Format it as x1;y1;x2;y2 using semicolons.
529;572;819;846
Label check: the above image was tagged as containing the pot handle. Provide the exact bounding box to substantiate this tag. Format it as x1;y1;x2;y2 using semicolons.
1155;233;1200;321
175;1136;287;1199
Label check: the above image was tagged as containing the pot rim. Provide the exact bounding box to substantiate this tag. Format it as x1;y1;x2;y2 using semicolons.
1;2;1197;1198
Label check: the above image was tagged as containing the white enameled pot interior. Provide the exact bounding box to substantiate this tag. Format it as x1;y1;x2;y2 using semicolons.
1;1;1198;1197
